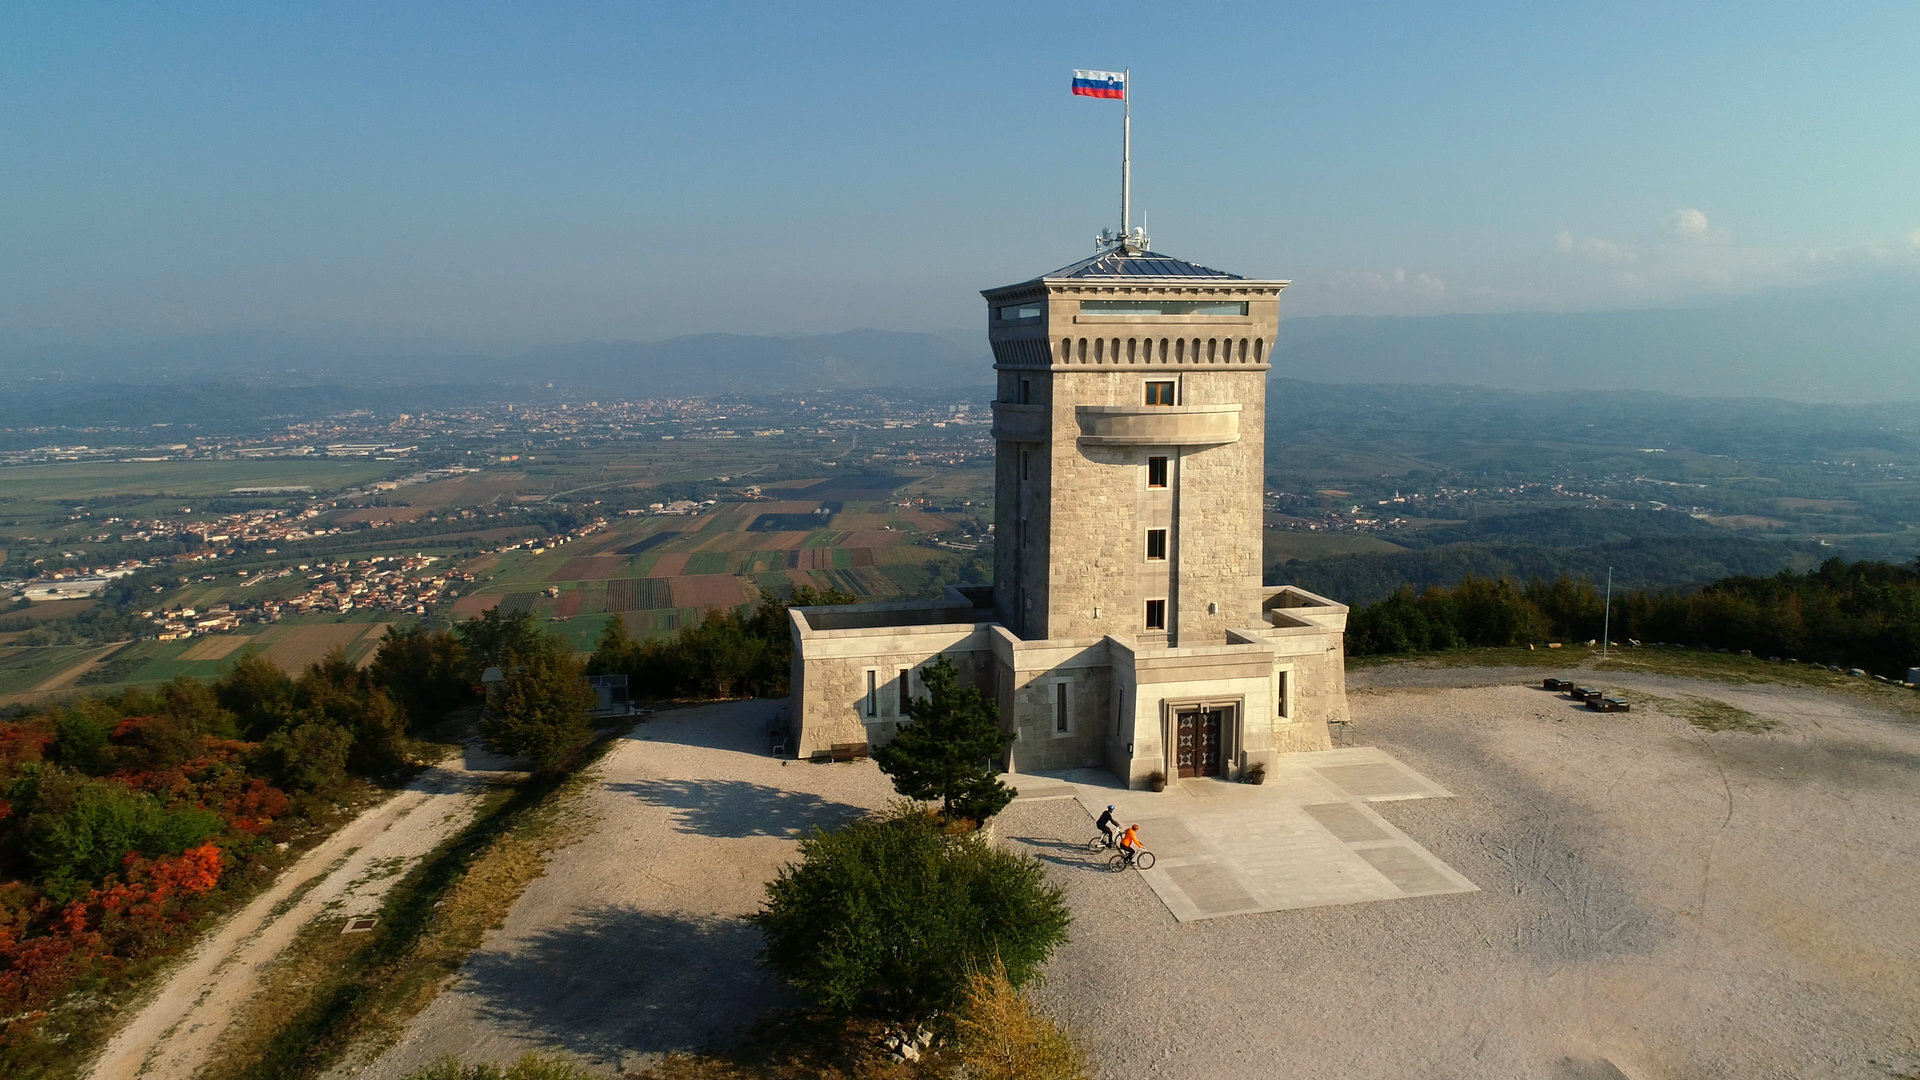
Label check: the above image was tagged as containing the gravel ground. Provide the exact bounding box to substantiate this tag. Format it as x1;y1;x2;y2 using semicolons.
1012;673;1920;1080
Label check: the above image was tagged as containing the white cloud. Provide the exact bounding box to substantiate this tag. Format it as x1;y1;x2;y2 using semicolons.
1666;207;1721;242
1556;229;1636;263
1330;267;1446;298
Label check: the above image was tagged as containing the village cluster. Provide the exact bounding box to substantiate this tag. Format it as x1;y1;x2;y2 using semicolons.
146;555;480;640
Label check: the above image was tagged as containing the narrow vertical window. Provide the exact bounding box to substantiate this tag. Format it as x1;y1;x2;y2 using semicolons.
1144;380;1175;406
1276;670;1290;719
1018;378;1031;405
1145;599;1167;630
898;669;911;716
1145;529;1167;560
1055;682;1069;733
1020;449;1030;481
1147;456;1168;487
865;670;878;717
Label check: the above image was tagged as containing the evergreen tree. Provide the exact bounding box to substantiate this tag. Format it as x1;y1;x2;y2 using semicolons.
872;655;1014;823
481;646;596;773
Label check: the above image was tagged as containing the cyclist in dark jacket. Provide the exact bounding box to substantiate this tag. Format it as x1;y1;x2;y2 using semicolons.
1095;804;1119;846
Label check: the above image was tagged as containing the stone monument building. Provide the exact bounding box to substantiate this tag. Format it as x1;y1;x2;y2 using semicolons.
789;240;1351;786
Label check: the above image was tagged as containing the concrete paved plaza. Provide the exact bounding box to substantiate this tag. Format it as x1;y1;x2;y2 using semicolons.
1010;747;1476;921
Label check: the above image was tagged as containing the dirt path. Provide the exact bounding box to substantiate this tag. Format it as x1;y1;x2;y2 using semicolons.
82;746;522;1080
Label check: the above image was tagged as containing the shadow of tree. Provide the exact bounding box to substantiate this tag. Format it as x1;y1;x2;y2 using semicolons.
611;779;868;838
462;905;785;1062
1006;835;1110;873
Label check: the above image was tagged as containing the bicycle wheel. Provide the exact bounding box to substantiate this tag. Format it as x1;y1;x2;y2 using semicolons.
1087;836;1109;854
1134;850;1155;870
1107;853;1128;873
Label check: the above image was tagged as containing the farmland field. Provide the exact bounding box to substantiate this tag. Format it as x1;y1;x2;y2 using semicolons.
448;483;985;639
0;459;396;500
1264;531;1408;562
258;622;373;669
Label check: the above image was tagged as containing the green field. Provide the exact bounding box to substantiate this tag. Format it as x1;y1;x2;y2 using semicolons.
0;459;399;500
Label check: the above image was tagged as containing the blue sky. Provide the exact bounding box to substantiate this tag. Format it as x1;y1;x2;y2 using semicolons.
4;2;1917;347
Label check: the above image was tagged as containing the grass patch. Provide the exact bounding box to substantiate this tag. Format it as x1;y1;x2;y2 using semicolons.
1662;695;1781;734
200;730;623;1080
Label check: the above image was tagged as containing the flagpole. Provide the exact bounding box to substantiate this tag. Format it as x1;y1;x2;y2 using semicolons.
1602;566;1612;662
1121;68;1131;244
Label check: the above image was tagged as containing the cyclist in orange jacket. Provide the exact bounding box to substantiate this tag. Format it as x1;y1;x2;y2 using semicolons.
1118;823;1144;863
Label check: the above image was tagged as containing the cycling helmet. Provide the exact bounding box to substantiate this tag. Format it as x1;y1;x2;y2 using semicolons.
1106;804;1115;810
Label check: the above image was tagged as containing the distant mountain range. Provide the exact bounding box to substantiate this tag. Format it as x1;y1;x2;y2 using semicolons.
1274;273;1920;402
5;273;1915;401
5;329;990;396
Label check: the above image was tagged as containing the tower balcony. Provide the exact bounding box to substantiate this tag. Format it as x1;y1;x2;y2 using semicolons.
1075;404;1241;447
990;402;1048;442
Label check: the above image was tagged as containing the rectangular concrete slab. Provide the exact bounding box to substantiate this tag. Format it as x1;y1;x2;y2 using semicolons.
1022;747;1476;921
1302;801;1391;842
1355;844;1460;894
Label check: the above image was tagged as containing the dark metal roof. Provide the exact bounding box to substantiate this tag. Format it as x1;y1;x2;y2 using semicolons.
1043;248;1244;280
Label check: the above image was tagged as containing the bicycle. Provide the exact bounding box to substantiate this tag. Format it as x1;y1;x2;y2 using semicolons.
1107;847;1155;872
1086;832;1119;854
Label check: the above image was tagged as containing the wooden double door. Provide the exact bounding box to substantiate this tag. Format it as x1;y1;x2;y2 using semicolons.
1175;708;1227;778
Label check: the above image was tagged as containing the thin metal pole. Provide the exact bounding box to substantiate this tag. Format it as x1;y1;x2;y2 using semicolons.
1602;566;1612;662
1122;68;1131;241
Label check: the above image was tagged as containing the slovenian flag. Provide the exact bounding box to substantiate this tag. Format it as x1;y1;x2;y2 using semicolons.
1071;69;1125;99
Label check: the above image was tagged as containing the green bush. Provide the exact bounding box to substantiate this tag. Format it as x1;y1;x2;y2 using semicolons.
264;720;355;793
752;804;1070;1018
51;707;114;774
24;776;221;901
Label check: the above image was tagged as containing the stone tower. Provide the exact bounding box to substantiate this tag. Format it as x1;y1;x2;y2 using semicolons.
788;240;1348;786
982;247;1285;648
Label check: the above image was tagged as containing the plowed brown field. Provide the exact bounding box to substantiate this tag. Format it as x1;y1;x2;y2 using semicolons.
668;575;750;609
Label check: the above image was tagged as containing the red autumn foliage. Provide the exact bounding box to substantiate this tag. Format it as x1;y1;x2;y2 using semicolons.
0;844;224;1017
0;725;52;771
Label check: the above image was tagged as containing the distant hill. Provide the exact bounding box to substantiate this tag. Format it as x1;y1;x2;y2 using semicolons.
1;329;992;395
1273;273;1920;403
1270;509;1829;606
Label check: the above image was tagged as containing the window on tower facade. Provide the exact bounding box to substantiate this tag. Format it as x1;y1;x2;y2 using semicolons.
1145;529;1167;560
1147;456;1168;487
1144;380;1176;406
1018;378;1031;404
1145;599;1167;630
